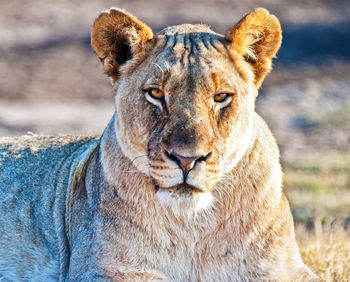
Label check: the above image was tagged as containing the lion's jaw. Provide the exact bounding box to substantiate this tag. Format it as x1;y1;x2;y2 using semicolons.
156;185;215;213
114;29;256;211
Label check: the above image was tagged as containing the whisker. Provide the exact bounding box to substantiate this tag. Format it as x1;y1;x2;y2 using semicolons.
121;164;151;174
130;154;148;165
131;160;150;166
122;155;151;174
151;62;165;73
121;170;145;174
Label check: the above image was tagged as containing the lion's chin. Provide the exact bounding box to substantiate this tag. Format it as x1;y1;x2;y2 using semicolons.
157;183;204;194
155;184;214;214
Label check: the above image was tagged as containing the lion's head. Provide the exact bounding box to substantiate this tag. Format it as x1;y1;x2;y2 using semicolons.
91;8;281;210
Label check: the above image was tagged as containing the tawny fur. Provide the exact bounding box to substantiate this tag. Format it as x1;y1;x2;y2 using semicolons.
0;8;320;282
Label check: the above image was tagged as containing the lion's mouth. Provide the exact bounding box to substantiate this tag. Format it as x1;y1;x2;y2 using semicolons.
155;182;214;210
155;183;204;194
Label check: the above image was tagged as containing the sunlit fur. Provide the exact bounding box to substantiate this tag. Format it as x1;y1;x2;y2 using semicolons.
94;7;319;281
0;8;320;281
112;28;258;211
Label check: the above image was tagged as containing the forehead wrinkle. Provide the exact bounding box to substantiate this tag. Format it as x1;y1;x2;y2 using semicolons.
179;35;190;69
162;69;171;89
162;32;222;66
145;66;172;90
153;32;232;100
191;58;211;100
144;63;166;86
209;37;225;53
162;35;171;49
188;34;197;56
211;73;220;92
168;48;209;100
201;34;210;50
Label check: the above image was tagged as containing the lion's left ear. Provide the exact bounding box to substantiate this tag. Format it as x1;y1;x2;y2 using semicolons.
225;8;282;88
91;8;153;81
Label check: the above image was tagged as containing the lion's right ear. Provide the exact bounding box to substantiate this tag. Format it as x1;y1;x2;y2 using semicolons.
91;8;153;81
225;8;282;88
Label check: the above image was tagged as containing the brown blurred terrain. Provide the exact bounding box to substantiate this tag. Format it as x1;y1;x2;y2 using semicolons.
1;0;350;279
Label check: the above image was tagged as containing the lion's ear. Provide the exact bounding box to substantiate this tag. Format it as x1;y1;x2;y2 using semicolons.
225;8;282;88
91;8;153;80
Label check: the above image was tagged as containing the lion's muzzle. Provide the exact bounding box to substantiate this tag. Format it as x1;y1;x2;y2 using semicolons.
164;149;212;181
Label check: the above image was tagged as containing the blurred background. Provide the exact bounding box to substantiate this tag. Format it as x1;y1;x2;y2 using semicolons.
0;0;349;278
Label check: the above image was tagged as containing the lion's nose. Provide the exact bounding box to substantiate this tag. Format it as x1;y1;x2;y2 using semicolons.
164;150;211;179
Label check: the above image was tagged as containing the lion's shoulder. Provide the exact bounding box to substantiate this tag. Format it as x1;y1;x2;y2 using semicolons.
0;134;100;280
0;134;100;188
0;133;99;154
1;133;98;162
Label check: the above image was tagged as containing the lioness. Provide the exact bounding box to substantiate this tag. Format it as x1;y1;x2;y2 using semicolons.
0;7;318;281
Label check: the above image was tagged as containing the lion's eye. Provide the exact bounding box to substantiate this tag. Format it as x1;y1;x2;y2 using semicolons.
147;88;164;100
214;93;231;103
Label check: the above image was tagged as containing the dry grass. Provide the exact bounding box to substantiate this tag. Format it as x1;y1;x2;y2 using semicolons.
296;220;350;281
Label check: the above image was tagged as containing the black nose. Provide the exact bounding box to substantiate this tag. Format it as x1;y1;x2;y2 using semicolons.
164;150;211;178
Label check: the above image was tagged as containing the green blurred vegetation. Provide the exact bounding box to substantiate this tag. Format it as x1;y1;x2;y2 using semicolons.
283;151;350;224
311;105;350;127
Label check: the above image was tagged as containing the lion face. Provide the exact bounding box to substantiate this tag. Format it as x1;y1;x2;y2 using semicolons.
91;9;281;210
115;31;255;207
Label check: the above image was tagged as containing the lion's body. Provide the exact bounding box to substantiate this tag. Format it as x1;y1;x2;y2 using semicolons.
0;7;319;281
0;135;99;281
96;115;311;281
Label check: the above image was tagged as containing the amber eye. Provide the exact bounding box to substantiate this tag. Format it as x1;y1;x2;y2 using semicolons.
214;93;231;103
147;88;164;100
